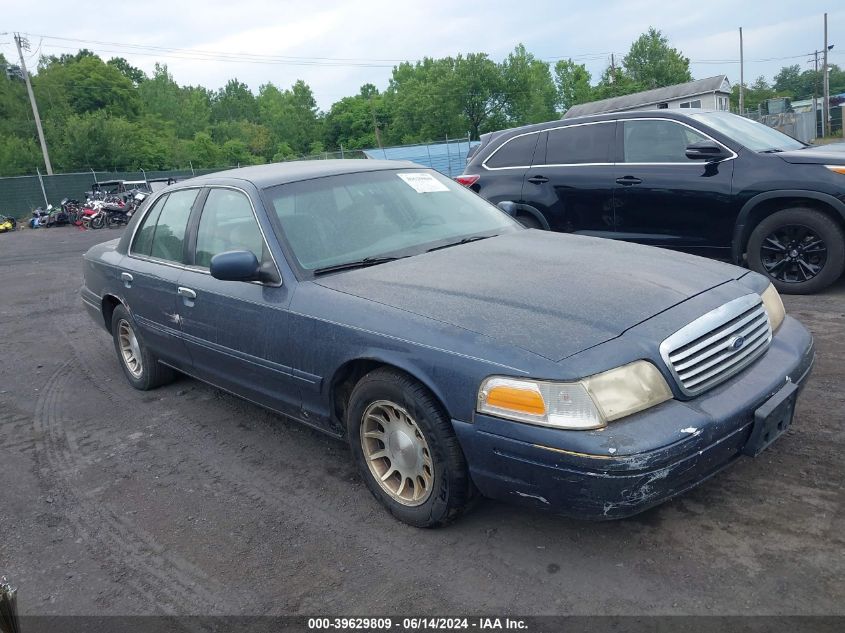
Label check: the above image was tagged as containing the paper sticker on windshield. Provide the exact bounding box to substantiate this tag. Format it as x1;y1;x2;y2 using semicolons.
397;172;450;193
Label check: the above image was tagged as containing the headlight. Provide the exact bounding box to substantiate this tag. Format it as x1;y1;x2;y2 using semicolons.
824;165;845;175
760;283;785;332
477;361;672;430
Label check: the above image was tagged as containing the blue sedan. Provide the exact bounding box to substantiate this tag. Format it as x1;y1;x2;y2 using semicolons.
81;160;815;527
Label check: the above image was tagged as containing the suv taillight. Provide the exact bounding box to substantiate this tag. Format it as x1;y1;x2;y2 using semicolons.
454;174;480;187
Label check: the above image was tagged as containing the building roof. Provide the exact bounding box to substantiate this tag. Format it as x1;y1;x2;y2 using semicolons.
563;75;730;119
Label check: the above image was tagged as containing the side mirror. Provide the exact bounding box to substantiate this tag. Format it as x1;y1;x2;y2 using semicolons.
685;140;729;161
497;200;518;216
210;250;261;282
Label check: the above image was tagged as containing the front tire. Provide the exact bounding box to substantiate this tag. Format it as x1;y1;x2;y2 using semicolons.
111;305;175;390
747;207;845;294
346;368;474;527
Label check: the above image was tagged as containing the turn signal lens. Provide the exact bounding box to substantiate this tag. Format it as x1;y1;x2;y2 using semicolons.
485;382;546;415
824;165;845;175
761;283;786;332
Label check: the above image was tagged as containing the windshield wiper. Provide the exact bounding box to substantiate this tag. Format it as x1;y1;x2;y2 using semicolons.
759;148;784;153
427;234;497;253
312;256;406;275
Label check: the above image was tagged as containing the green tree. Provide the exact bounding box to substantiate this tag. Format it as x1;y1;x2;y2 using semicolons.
212;79;258;123
773;64;802;96
730;76;776;112
256;80;321;155
554;59;592;112
35;53;139;117
592;65;639;100
622;27;692;90
500;44;557;124
107;57;146;86
323;84;385;150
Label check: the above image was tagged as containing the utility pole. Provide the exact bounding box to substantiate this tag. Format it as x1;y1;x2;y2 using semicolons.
823;13;830;138
13;33;53;175
739;27;744;114
369;96;383;149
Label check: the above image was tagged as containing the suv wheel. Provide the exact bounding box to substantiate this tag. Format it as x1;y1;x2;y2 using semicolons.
747;207;845;294
346;368;474;527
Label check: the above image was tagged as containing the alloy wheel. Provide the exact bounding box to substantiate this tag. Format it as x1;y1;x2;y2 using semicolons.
117;319;143;378
760;224;828;284
360;400;434;506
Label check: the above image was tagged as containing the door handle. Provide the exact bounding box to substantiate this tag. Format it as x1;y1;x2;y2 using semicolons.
615;176;643;186
527;175;549;184
120;272;133;288
177;287;197;300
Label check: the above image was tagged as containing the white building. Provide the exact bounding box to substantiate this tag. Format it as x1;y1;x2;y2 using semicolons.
563;75;732;119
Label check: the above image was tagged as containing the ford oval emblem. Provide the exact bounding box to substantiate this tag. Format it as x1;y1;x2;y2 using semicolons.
728;335;745;351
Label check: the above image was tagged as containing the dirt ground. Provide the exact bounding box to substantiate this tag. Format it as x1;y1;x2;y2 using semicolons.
1;227;843;617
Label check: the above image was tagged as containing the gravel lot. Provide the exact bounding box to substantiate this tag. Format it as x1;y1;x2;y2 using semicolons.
1;227;843;617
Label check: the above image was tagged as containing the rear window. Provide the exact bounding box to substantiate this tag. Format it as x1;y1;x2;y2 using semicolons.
485;133;539;168
545;123;614;165
132;189;198;263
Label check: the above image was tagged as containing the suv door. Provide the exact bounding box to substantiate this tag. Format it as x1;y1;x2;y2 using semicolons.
521;121;617;234
480;130;542;208
123;188;200;371
613;118;736;256
176;186;300;418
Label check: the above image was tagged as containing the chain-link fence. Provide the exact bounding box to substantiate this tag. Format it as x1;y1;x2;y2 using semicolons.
0;167;232;220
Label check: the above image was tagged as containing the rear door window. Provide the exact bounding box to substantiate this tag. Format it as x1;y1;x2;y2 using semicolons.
485;133;540;168
147;189;199;263
544;123;615;165
131;194;168;256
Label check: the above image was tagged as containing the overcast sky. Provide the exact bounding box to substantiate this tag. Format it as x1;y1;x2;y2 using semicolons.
3;0;843;108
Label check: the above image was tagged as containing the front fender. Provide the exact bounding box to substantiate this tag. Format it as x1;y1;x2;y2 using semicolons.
731;190;845;263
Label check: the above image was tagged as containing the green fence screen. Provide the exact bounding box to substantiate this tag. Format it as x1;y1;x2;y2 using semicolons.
0;168;232;220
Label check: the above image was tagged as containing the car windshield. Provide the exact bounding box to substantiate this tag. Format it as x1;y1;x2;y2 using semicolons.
263;168;520;272
690;111;805;152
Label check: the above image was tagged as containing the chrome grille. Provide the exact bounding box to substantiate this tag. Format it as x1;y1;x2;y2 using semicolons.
660;294;772;396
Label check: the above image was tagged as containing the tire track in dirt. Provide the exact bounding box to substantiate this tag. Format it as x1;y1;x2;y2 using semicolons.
32;363;242;618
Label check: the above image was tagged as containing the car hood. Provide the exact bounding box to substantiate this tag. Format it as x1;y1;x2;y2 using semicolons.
776;143;845;164
313;231;746;362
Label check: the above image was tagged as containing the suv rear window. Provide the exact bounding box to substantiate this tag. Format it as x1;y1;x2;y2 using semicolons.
485;133;539;168
545;123;614;165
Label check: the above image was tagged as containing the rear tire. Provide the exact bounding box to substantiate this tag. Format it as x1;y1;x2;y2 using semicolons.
747;208;845;294
111;304;175;390
346;368;474;527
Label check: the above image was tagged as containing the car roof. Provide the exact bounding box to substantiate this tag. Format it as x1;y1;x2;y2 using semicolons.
188;159;423;188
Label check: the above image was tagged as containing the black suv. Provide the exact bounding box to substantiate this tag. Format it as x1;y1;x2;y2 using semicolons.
458;110;845;294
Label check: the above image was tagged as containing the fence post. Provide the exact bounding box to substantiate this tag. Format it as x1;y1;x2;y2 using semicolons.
189;161;195;176
340;144;345;159
36;167;48;207
445;134;452;177
426;143;432;168
91;168;98;184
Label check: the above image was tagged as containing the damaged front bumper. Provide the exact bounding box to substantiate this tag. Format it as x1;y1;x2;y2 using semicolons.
453;316;815;519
